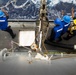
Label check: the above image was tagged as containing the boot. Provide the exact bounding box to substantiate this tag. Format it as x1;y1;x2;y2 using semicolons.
12;34;16;39
4;27;16;39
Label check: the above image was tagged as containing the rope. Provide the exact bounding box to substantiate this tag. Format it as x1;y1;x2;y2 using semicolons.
42;26;49;54
12;41;32;51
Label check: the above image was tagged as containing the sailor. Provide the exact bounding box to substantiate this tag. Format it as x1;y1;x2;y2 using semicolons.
62;15;71;34
49;18;63;42
0;8;16;39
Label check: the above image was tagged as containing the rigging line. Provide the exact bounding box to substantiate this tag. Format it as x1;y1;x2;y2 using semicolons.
12;41;32;51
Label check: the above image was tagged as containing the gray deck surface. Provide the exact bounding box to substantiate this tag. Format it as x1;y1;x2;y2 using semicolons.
0;52;76;75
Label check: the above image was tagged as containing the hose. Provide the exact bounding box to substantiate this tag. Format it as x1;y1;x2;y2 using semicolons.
45;40;76;50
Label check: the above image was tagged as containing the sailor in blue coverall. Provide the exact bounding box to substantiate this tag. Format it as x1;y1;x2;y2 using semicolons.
63;7;76;40
49;18;63;42
62;15;71;34
61;15;71;40
0;8;16;39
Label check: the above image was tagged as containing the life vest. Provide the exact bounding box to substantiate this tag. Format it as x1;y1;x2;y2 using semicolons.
62;21;70;34
53;25;63;40
0;17;8;30
69;25;76;34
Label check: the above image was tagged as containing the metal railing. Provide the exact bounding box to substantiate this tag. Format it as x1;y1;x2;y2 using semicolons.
8;19;54;22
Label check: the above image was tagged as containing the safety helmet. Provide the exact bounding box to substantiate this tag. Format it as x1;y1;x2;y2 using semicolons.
0;10;4;17
63;15;71;23
54;18;62;25
73;19;76;25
